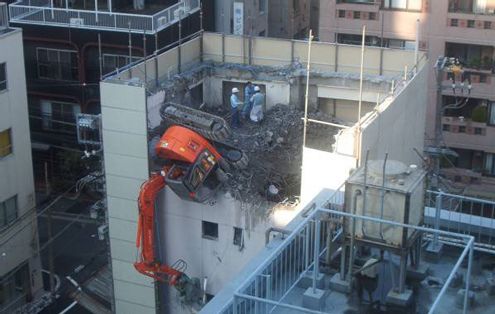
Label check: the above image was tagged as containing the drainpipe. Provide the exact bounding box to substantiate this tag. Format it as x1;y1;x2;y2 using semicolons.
265;227;291;245
347;189;362;285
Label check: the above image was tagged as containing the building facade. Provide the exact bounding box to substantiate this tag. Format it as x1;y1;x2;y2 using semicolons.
318;0;495;198
7;0;202;192
268;0;311;39
0;11;43;313
100;31;425;313
213;0;269;36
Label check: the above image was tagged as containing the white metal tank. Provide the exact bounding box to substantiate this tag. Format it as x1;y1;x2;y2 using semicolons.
344;160;426;248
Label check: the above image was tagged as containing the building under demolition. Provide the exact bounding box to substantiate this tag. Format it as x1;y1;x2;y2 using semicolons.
99;31;439;313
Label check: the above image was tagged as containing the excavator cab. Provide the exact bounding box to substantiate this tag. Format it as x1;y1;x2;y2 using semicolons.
156;126;224;203
165;149;221;203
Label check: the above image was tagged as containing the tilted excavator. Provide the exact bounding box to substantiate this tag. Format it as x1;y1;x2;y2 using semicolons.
134;104;247;299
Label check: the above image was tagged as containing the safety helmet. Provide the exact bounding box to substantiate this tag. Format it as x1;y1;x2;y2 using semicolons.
232;87;239;93
254;86;260;92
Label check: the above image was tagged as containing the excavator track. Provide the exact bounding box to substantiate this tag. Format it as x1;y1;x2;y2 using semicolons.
160;103;249;170
160;103;231;142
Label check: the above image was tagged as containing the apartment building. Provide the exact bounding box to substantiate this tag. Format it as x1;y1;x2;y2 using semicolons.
268;0;311;39
318;0;495;199
213;0;269;36
100;29;425;313
0;6;43;313
6;0;202;191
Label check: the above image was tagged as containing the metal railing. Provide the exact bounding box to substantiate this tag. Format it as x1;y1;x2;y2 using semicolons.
8;0;200;34
215;187;475;314
425;190;495;253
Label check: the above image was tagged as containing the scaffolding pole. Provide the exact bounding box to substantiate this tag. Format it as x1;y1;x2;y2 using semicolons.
302;29;313;148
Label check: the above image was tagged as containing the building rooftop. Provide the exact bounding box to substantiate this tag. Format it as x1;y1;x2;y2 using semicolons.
99;32;447;313
8;0;200;33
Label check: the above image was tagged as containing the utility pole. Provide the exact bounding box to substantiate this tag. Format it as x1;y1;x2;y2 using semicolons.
433;57;447;189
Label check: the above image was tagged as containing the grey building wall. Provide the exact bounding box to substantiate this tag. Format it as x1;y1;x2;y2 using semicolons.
100;81;155;314
0;27;42;308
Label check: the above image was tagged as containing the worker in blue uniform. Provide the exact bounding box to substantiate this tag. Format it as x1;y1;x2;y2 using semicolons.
242;81;255;119
230;87;243;128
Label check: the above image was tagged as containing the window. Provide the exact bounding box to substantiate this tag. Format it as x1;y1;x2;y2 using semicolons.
233;227;243;246
353;11;361;19
369;12;377;20
338;10;346;18
474;127;483;135
459;125;466;133
202;221;218;240
467;20;475;28
485;153;495;176
0;129;12;157
40;100;80;133
451;19;459;27
488;102;495;125
258;0;266;13
0;196;17;229
338;0;375;3
484;21;492;29
443;124;451;132
102;54;140;74
383;0;422;11
0;63;6;91
36;48;78;81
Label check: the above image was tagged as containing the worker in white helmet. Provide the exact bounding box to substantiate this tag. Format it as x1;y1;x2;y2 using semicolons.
242;81;255;119
249;86;265;123
230;87;243;128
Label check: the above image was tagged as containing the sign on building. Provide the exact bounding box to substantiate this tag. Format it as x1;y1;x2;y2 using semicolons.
233;2;243;35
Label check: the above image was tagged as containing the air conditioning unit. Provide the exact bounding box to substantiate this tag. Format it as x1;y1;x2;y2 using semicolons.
70;18;84;26
157;16;168;27
174;8;186;19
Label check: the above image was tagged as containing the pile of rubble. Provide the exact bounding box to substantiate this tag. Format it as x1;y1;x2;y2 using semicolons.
206;104;340;214
149;102;340;218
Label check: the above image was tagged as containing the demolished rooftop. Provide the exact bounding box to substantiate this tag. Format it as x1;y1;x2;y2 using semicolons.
100;32;429;313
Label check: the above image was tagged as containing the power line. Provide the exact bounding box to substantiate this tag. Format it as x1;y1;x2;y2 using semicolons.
0;175;101;249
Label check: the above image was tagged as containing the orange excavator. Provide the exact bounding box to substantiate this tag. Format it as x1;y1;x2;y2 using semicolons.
134;105;247;297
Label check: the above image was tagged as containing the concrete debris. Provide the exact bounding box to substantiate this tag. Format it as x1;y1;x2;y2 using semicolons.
151;101;340;220
202;103;339;216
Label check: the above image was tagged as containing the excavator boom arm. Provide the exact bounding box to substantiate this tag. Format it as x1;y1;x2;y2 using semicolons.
134;172;183;286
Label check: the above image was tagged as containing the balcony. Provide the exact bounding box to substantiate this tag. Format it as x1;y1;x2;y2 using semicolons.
8;0;200;34
442;116;495;152
448;0;495;15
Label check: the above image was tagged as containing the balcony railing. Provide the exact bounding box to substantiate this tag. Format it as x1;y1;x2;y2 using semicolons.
442;116;488;135
8;0;200;34
448;0;495;15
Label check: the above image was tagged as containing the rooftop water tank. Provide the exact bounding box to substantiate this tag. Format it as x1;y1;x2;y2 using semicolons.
344;160;426;248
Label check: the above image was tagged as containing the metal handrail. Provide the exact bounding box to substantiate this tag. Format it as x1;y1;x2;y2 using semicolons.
8;0;200;34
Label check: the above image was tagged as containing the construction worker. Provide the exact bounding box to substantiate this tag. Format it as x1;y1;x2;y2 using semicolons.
230;87;243;128
242;81;255;119
355;257;379;305
249;86;265;123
